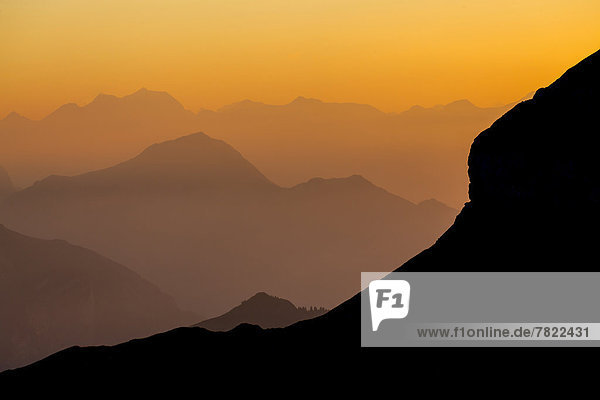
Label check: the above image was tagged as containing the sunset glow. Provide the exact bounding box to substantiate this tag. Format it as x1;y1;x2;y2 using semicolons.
2;0;599;119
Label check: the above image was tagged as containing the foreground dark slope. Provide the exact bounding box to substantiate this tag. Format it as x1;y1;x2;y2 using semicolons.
3;49;599;380
400;48;600;273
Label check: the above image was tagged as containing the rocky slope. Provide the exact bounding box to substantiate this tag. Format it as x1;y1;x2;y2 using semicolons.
400;47;600;273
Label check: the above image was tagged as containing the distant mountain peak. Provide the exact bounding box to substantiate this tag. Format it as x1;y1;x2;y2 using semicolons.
442;99;477;111
241;291;291;306
46;102;80;118
294;175;377;191
217;99;266;112
404;99;489;115
135;132;243;162
2;111;29;122
406;105;426;112
347;173;369;182
129;87;170;98
194;292;328;331
249;291;272;298
85;88;186;111
288;174;419;206
37;88;191;124
289;96;322;105
122;88;184;107
67;132;276;189
90;93;118;104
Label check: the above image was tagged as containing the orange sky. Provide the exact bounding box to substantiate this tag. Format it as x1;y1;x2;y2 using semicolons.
1;0;599;119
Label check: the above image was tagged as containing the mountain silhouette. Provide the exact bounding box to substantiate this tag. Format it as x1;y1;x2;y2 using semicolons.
0;89;200;186
0;90;516;207
16;133;273;193
310;48;600;347
194;96;513;207
0;112;32;127
194;292;327;331
0;132;456;317
0;224;193;372
398;48;600;273
3;49;597;383
0;167;15;199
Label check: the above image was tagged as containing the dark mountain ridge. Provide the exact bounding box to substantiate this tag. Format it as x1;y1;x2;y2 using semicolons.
194;292;327;331
399;47;600;273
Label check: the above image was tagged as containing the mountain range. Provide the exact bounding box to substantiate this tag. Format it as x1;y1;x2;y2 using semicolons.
0;224;192;371
0;88;200;188
194;292;327;331
0;91;516;207
199;96;514;207
0;132;456;316
3;49;596;383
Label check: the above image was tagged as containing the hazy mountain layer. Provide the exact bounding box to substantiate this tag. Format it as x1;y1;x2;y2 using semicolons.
0;133;456;316
0;91;513;207
198;96;512;207
0;224;192;371
0;89;200;186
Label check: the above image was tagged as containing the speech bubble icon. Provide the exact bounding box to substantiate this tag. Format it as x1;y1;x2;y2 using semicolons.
368;279;411;331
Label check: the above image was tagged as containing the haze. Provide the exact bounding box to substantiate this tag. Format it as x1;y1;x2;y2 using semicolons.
2;1;599;372
1;0;599;119
0;90;513;206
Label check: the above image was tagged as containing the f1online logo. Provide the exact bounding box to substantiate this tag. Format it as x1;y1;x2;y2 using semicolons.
368;279;411;331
